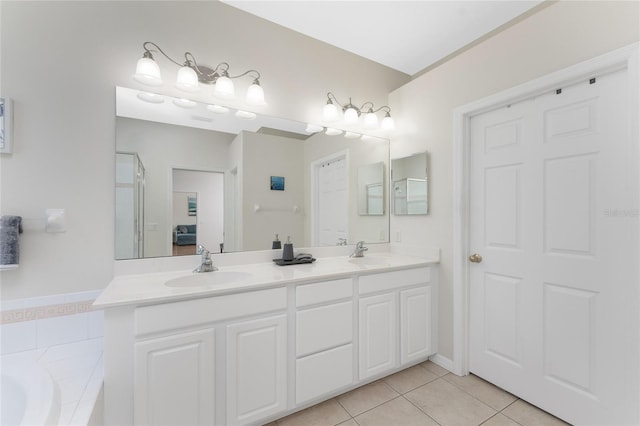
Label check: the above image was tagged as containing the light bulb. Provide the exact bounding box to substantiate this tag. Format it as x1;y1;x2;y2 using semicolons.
381;114;395;131
173;98;197;109
364;111;378;129
235;110;256;120
343;107;359;123
133;57;162;86
305;124;324;133
175;66;200;92
245;81;266;106
206;104;229;114
323;102;340;122
215;75;235;98
136;92;164;104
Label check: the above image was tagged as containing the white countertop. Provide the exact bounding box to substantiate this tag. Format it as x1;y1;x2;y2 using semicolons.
95;251;438;309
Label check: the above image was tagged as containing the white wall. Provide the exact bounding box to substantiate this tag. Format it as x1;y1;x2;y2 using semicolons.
241;131;305;251
0;1;406;300
389;0;640;360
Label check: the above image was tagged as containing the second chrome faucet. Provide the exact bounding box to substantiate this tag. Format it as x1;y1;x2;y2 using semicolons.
194;245;218;273
350;241;368;258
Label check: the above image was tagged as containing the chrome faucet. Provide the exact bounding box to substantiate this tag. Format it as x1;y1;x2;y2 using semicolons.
194;245;218;273
350;241;369;258
337;238;347;246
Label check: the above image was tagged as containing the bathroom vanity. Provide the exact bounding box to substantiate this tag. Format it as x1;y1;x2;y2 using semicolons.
96;250;438;425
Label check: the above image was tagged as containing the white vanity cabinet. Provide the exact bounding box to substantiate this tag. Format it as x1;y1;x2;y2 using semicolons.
295;278;354;404
101;258;438;426
226;314;287;425
358;267;434;380
134;328;216;426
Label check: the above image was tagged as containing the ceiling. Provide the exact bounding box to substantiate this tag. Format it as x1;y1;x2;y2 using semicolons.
222;0;545;76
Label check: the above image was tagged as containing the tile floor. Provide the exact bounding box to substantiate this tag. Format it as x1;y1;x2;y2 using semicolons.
270;361;570;426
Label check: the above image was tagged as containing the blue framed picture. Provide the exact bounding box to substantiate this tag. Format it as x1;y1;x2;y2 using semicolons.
188;195;197;216
270;176;285;191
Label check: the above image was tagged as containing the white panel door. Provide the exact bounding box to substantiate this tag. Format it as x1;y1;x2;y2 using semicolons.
359;292;397;380
469;68;638;425
317;156;348;246
226;314;287;425
400;286;432;364
134;328;215;426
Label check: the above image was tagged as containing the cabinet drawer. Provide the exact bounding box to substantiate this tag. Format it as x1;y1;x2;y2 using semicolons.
297;301;353;357
296;344;353;404
296;278;352;307
135;287;286;335
359;267;430;295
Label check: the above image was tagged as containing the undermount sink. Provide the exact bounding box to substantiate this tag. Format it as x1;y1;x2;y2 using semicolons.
348;256;390;266
165;271;253;288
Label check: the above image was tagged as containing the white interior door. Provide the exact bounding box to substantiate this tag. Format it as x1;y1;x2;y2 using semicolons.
469;67;638;425
316;156;348;246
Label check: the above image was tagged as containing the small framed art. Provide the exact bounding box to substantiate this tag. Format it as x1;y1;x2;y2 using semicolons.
270;176;285;191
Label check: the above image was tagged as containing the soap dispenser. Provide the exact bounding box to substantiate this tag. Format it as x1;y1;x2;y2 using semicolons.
272;234;282;250
282;236;294;261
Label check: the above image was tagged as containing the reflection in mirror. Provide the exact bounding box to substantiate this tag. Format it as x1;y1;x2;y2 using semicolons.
391;152;428;215
357;162;385;216
115;86;390;259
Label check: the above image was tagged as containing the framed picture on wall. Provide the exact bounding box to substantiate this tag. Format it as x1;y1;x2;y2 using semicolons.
188;195;197;216
270;176;285;191
0;98;13;154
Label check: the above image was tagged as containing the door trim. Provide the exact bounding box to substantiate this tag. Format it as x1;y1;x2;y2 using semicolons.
452;43;639;376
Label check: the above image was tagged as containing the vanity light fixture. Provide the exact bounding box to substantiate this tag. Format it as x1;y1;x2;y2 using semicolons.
133;41;266;106
322;92;395;131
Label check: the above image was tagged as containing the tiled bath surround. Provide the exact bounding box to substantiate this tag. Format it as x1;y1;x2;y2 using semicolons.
1;290;103;354
1;290;104;425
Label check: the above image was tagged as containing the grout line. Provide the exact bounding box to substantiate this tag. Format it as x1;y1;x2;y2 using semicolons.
402;394;443;425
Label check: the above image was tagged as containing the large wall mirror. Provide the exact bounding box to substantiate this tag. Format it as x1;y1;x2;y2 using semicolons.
115;87;390;259
391;152;428;215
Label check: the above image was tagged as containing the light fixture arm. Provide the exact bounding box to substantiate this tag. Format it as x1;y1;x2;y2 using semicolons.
141;41;184;67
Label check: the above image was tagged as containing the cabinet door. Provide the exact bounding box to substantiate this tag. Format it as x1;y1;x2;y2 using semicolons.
134;328;215;426
227;314;287;425
359;293;397;380
400;286;432;364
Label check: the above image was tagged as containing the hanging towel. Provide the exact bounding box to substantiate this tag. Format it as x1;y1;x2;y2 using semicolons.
0;215;23;267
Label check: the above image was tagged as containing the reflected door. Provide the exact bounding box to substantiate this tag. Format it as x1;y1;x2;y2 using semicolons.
469;68;638;424
115;152;144;259
316;156;347;246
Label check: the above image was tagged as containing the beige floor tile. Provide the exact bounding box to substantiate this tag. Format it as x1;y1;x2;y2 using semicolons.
442;373;517;411
420;360;450;377
277;398;351;426
502;400;569;426
336;380;400;417
336;419;358;426
406;378;497;426
383;365;439;394
354;396;439;426
481;413;521;426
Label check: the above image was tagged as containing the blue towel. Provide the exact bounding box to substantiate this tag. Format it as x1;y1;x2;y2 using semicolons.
1;215;23;266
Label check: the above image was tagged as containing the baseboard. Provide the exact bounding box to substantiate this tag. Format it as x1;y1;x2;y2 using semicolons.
429;353;455;374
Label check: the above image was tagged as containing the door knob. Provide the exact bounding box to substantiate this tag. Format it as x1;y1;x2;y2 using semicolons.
468;253;483;263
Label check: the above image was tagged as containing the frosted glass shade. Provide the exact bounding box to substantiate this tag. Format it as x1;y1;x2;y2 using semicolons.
323;103;340;122
343;107;359;123
173;98;197;109
235;110;256;120
344;132;361;139
381;115;395;131
364;112;378;129
215;76;235;98
133;57;162;86
175;66;200;92
245;82;266;106
305;124;324;133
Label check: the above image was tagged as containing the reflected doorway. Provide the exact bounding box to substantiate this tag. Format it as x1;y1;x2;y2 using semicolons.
171;169;225;256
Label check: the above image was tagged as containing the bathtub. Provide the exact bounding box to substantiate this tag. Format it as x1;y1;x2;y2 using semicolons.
0;360;60;426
